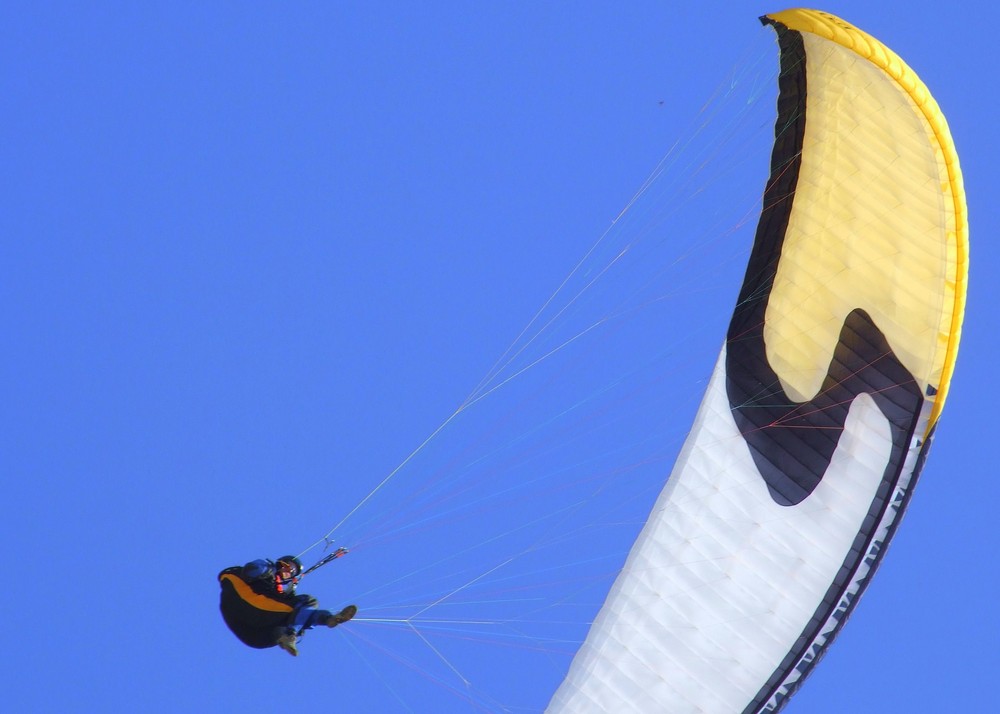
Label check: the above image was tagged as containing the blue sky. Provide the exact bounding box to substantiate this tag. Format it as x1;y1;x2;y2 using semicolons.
4;3;996;712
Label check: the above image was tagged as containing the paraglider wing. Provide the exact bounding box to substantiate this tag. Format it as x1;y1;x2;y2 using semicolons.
547;9;967;714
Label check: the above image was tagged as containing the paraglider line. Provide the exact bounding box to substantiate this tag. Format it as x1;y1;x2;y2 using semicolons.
407;621;472;689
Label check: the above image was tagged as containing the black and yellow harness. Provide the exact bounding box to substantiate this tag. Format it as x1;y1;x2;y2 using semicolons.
218;566;297;649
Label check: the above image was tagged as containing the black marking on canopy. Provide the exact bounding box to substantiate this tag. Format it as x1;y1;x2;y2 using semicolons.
735;18;929;714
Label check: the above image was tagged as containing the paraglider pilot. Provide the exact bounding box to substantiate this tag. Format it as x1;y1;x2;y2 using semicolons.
219;555;357;656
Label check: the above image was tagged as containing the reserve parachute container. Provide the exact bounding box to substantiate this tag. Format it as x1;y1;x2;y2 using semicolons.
547;9;967;714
